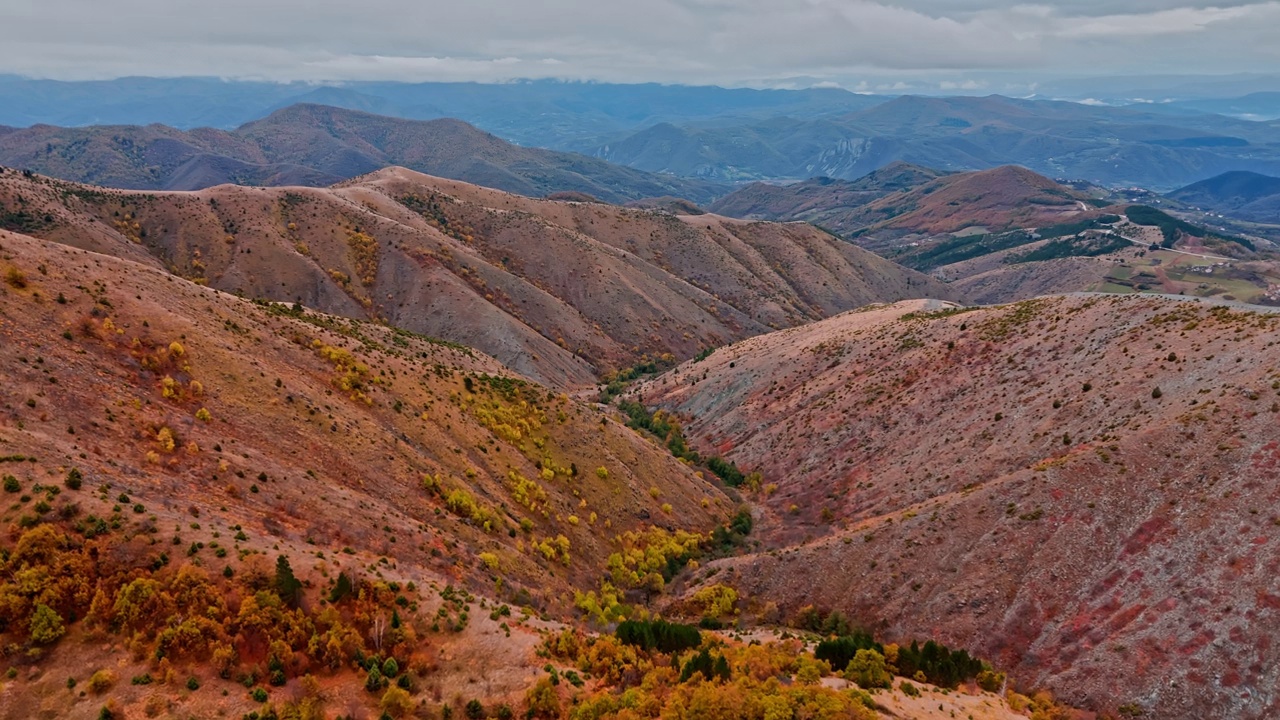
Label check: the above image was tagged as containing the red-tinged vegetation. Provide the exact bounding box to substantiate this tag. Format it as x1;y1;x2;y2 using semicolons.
644;295;1280;720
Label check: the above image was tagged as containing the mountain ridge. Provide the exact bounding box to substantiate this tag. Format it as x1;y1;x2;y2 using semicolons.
0;104;729;203
1168;170;1280;223
0;165;958;387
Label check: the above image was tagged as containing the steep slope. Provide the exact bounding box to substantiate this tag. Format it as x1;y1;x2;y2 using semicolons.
0;166;959;388
0;228;743;717
0;105;728;203
1168;170;1280;223
640;295;1280;719
0;228;729;605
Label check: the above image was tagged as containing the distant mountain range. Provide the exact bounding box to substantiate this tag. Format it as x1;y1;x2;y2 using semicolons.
0;104;727;203
1143;92;1280;122
3;77;1280;191
593;94;1280;189
0;76;887;148
1168;170;1280;223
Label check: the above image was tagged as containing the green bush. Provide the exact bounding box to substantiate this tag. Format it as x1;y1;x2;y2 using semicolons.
365;666;384;693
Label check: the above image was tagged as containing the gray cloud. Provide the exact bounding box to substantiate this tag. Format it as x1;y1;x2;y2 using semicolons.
1;1;1277;86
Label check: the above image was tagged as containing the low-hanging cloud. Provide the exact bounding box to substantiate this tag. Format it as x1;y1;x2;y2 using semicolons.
1;0;1277;85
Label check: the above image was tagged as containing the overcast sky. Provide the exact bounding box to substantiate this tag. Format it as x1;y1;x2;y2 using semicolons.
2;1;1278;90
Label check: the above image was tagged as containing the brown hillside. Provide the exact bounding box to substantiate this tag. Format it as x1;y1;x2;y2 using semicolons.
0;228;730;605
0;229;1060;720
850;165;1092;238
641;295;1280;719
708;162;946;233
0;228;735;718
949;257;1117;305
0;166;959;388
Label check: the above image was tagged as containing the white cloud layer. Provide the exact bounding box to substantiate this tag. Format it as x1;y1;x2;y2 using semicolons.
1;1;1277;85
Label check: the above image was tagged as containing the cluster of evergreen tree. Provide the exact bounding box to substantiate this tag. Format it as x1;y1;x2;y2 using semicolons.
896;639;985;688
705;456;745;487
615;618;702;653
678;648;731;682
814;630;883;671
817;631;985;688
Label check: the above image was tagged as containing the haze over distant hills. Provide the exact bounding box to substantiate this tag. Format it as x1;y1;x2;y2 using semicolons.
0;104;727;203
1168;170;1280;223
0;76;887;148
3;77;1280;191
594;94;1280;189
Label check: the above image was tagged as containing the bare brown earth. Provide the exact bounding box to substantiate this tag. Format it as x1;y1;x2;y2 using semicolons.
0;166;958;388
711;165;1093;249
950;257;1119;305
850;166;1093;240
642;296;1280;719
